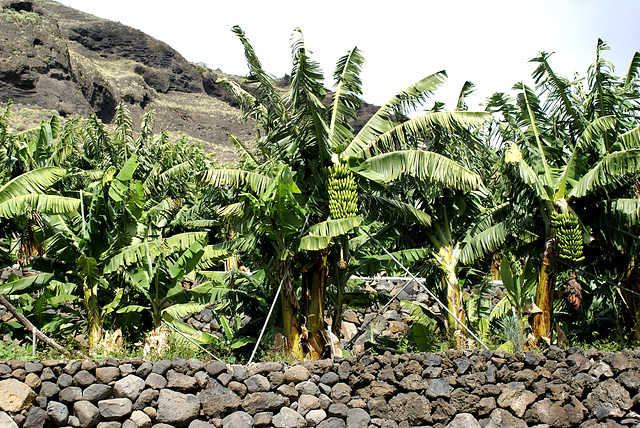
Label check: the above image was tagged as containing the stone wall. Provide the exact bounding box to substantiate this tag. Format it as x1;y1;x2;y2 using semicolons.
2;346;640;427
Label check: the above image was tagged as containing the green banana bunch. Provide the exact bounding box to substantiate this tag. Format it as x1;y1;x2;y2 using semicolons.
325;163;358;219
552;211;585;264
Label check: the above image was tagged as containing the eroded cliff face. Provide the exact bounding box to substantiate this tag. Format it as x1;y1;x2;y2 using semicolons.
0;0;378;162
0;0;252;161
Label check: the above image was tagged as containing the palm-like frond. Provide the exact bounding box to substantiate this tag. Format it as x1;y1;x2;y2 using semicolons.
619;125;640;149
531;52;583;134
517;82;554;184
198;169;273;197
624;52;640;90
136;106;155;149
456;81;475;111
216;78;268;126
606;198;640;226
307;217;362;237
460;220;509;264
143;159;194;195
0;272;53;295
48;117;81;167
0;167;67;203
297;235;332;251
555;115;618;199
576;115;617;149
196;239;250;270
345;71;448;158
329;47;364;152
0;194;80;218
104;232;207;273
163;232;209;252
356;248;430;276
371;111;491;155
114;103;134;148
297;218;363;251
231;25;285;119
287;28;330;161
362;150;481;190
359;194;431;226
569;148;640;198
587;39;617;121
162;302;208;320
504;143;551;200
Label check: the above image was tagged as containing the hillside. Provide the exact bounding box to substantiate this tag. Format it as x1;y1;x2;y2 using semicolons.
0;0;378;162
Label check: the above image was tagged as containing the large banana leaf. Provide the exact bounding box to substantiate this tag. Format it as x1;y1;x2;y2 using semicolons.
197;238;254;270
504;143;551;200
356;248;430;276
298;218;362;251
0;167;67;204
169;319;218;345
605;198;640;226
372;111;491;155
198;169;273;197
231;26;285;121
288;28;330;161
345;71;448;159
460;221;510;264
0;273;53;295
619;125;640;150
105;232;207;273
216;79;268;125
0;194;80;218
329;47;364;152
143;159;194;195
569;148;640;198
363;150;480;190
162;302;208;320
307;218;362;238
168;236;207;280
358;195;431;226
297;235;332;251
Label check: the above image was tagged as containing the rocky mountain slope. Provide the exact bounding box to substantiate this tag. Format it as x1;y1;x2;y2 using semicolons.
0;0;378;162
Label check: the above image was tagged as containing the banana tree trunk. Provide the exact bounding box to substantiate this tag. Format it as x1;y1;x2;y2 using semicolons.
280;270;303;360
224;225;239;272
436;244;468;338
301;250;328;359
84;286;103;353
621;257;640;342
532;237;556;344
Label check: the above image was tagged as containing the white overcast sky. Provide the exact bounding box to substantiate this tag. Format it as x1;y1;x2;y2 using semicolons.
61;0;639;111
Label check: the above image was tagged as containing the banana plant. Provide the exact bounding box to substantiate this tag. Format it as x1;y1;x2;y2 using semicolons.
36;156;141;353
204;26;490;358
486;42;640;344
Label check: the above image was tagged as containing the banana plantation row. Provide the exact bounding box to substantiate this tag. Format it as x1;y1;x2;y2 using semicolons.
1;30;639;359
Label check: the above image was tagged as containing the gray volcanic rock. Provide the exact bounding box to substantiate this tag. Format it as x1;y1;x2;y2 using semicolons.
113;375;145;401
155;389;200;427
47;400;69;426
98;398;133;420
584;378;633;420
242;392;287;414
446;413;481;428
197;383;242;418
0;0;378;164
83;384;112;402
222;411;254;428
272;407;306;428
73;400;100;428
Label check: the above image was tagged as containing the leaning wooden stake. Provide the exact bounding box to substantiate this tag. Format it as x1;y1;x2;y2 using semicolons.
0;293;83;357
